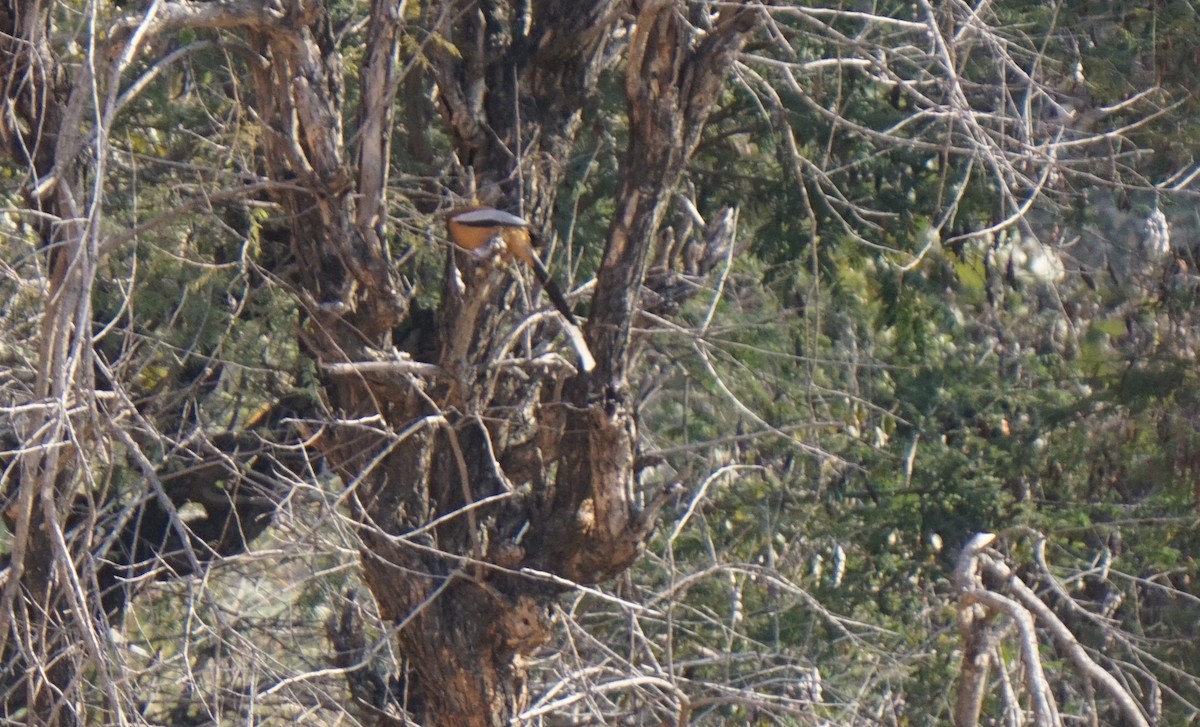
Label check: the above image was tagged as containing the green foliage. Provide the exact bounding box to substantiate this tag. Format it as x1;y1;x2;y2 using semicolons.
626;3;1200;720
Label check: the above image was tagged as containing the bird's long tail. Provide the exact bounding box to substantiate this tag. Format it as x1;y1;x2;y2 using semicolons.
528;253;595;373
529;253;578;326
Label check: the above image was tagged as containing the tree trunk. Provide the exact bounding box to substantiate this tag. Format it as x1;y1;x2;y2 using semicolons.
246;1;760;723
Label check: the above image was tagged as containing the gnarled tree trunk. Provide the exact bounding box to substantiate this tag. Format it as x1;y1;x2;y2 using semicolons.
318;3;759;724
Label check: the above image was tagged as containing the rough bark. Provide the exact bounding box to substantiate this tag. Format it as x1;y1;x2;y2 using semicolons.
523;0;761;585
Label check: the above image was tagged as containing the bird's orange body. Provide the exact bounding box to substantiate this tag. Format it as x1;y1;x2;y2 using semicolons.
446;206;538;267
446;206;576;325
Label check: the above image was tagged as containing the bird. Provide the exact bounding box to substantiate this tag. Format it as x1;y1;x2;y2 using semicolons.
445;205;595;372
446;206;578;325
